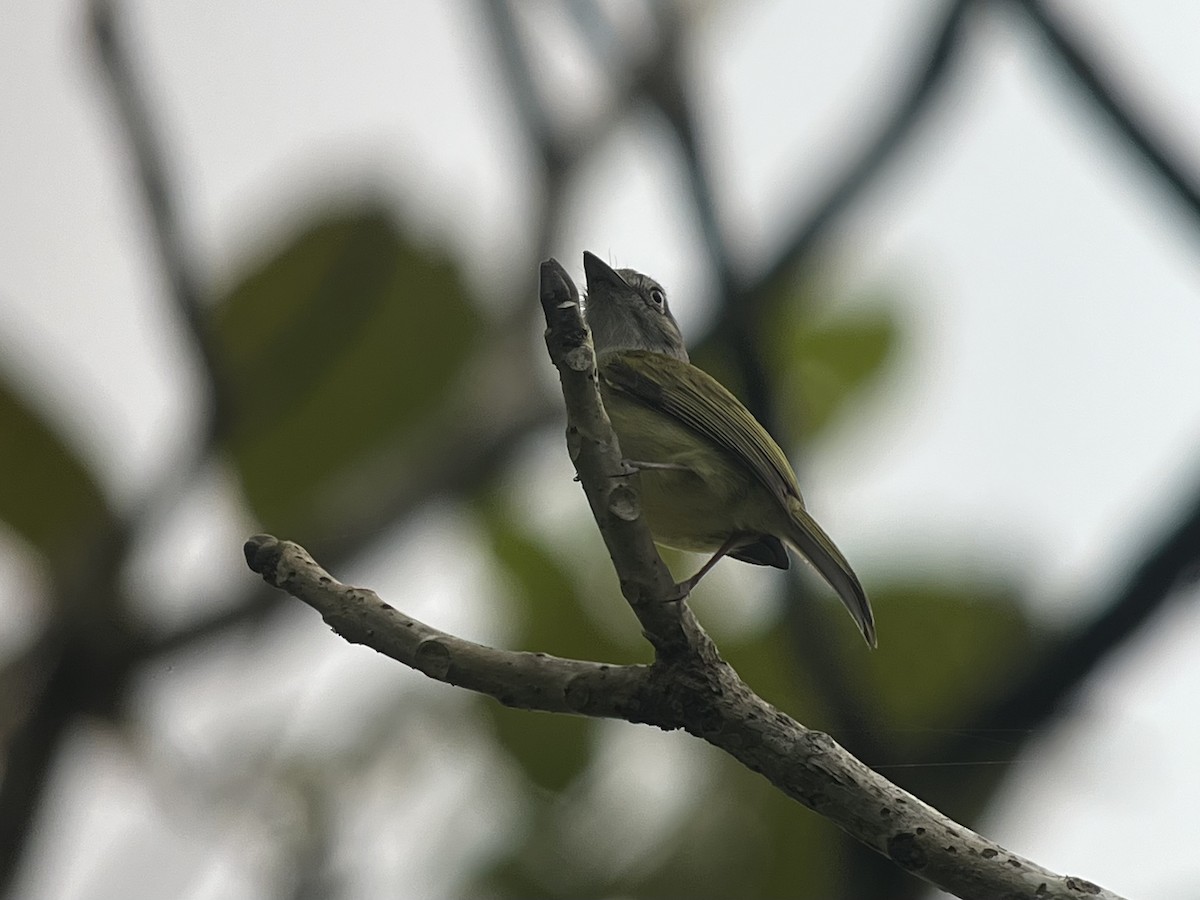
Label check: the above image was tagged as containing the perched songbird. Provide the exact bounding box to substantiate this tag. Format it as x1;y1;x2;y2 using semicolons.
583;251;876;647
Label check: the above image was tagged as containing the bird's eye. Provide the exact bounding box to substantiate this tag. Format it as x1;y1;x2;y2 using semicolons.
648;287;666;310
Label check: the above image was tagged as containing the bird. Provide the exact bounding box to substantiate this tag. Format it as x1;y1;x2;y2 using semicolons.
583;251;876;647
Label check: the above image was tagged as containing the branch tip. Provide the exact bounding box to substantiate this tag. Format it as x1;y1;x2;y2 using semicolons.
539;257;579;316
243;533;282;578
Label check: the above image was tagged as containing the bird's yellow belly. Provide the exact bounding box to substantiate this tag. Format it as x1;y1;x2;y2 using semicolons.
604;392;770;552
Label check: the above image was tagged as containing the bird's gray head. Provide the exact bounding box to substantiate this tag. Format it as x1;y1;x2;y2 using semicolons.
582;252;688;362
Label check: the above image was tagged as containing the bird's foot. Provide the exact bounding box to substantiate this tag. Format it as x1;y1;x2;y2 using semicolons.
665;580;693;604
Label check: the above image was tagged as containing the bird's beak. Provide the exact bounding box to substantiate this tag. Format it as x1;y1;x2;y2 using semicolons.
583;251;627;292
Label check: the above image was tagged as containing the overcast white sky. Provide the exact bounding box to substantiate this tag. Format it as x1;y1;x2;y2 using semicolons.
3;1;1200;897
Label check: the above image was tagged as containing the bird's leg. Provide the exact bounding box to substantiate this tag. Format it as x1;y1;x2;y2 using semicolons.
669;533;744;601
611;459;691;479
625;459;691;471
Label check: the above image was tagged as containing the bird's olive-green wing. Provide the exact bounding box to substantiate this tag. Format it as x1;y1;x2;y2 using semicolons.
598;350;801;510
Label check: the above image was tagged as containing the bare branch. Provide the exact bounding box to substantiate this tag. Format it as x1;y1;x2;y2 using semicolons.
241;532;1124;900
243;260;1127;899
242;535;648;717
241;527;1124;900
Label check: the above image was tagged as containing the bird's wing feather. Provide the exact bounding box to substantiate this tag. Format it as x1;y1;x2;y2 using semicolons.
599;350;801;510
600;350;876;647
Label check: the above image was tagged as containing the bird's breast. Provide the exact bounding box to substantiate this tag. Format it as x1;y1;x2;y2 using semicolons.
602;388;776;553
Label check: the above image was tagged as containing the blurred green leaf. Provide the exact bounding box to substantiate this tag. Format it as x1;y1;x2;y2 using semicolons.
213;206;478;539
473;570;1038;898
481;736;844;900
717;575;1036;835
855;579;1034;732
769;303;897;440
0;372;111;566
692;284;897;443
826;577;1038;824
720;618;826;720
482;861;561;900
475;511;595;794
477;495;636;662
751;794;841;899
491;706;593;796
599;740;841;900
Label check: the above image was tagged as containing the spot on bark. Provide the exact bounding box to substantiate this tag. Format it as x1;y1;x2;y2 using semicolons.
887;832;927;870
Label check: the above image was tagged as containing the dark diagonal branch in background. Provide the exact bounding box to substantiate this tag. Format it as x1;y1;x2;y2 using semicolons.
0;639;76;894
637;6;783;431
0;7;565;893
477;0;580;302
141;394;554;661
560;3;750;353
638;7;738;299
945;477;1200;762
892;0;1200;771
480;0;566;170
0;4;219;891
1012;0;1200;226
243;261;1126;900
90;0;231;442
749;0;981;308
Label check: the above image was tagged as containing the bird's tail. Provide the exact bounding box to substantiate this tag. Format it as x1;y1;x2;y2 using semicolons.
783;500;877;648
